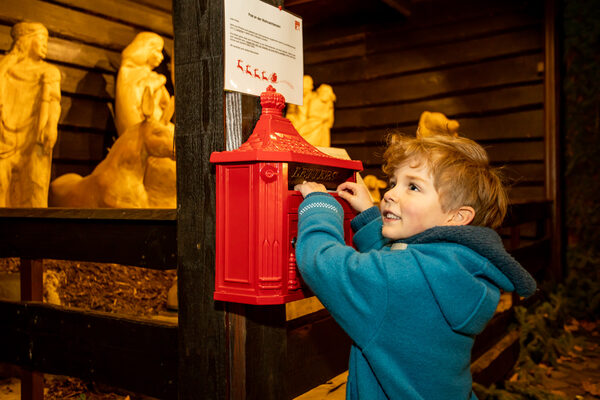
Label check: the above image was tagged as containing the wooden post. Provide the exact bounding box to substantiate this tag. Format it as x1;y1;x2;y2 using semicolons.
245;305;287;400
19;258;44;400
174;0;288;397
226;304;247;399
544;0;562;281
173;0;228;398
20;258;43;302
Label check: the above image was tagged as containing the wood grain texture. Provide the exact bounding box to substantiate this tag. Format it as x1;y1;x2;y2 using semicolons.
307;28;543;83
59;96;113;130
285;311;351;399
0;24;121;72
129;0;172;13
51;0;173;37
331;109;544;146
333;53;543;109
19;259;43;302
333;83;544;129
57;64;115;99
0;302;177;399
304;6;542;63
543;0;562;280
0;210;177;268
173;0;228;398
0;0;172;52
53;130;106;162
245;305;287;400
345;139;544;167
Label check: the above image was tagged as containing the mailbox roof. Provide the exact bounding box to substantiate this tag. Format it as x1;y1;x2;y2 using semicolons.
210;86;362;172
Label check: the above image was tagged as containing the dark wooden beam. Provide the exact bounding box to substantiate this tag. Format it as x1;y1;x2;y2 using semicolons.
245;305;288;400
0;209;177;269
472;330;520;387
19;259;44;400
20;369;44;400
0;302;177;399
285;310;351;398
173;0;228;398
543;0;562;281
19;259;43;302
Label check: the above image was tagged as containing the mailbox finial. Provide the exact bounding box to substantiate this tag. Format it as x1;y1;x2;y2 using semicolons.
260;85;285;115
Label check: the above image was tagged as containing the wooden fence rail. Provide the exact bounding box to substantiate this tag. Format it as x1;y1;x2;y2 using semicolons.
0;209;176;269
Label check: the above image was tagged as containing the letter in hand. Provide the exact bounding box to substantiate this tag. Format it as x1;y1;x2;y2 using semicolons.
294;181;327;198
337;181;373;213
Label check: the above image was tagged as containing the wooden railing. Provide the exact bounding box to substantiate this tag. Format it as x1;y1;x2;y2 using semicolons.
0;208;177;399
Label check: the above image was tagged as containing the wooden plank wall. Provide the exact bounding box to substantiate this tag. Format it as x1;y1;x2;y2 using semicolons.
0;0;173;181
303;0;546;201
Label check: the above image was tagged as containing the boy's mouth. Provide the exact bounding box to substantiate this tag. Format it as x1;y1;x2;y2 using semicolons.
383;211;401;221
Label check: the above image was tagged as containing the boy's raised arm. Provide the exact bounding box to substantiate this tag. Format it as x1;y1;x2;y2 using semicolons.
295;193;389;349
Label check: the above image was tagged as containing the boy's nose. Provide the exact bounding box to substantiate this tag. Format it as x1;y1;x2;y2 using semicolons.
383;188;397;203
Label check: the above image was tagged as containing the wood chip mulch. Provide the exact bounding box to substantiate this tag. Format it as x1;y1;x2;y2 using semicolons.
0;257;176;399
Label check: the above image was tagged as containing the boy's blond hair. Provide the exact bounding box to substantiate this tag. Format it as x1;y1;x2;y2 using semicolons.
382;134;508;229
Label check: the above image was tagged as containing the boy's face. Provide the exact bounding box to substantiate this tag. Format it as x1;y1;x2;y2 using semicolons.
380;161;457;240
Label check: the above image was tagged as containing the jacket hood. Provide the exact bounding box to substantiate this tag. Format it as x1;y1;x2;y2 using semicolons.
397;226;537;335
401;225;537;297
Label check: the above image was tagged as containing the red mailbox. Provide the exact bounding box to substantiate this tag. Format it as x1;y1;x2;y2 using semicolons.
210;86;363;305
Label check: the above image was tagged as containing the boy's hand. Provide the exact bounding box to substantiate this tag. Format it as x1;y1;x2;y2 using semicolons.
337;181;373;213
294;181;327;198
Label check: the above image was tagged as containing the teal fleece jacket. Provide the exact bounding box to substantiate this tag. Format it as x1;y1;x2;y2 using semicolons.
296;193;536;400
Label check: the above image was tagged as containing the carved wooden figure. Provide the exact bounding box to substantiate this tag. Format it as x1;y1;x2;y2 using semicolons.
115;31;176;208
363;174;388;205
286;75;336;148
49;87;175;208
0;22;61;207
286;75;315;129
416;111;460;138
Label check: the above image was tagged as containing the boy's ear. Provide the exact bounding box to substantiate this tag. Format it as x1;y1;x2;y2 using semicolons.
447;206;475;226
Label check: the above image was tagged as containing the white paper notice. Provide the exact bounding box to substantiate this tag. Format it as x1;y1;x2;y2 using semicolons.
224;0;303;105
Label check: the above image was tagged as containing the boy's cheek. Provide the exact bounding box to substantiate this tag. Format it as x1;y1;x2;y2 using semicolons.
381;225;393;240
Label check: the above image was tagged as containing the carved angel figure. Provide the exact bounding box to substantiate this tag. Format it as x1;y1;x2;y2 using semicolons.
287;76;335;148
115;31;175;207
286;75;316;129
0;22;61;207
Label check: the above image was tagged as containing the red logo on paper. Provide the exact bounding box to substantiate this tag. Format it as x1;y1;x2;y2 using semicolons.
295;20;301;30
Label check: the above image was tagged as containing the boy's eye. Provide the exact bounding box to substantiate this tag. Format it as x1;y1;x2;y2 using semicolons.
388;181;396;189
408;183;419;191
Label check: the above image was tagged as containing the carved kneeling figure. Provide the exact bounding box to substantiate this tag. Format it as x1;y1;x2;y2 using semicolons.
49;87;175;208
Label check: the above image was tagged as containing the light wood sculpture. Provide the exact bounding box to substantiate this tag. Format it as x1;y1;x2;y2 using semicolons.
416;111;460;138
363;175;388;205
115;32;176;208
286;75;315;130
49;87;175;208
286;75;335;147
0;22;61;207
115;32;171;136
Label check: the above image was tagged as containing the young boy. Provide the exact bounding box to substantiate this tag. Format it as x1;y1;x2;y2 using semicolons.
294;134;537;400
